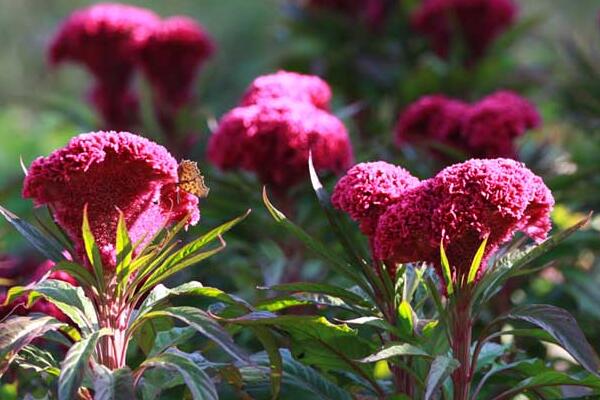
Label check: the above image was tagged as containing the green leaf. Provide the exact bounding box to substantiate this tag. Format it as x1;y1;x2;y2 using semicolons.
58;328;111;400
467;236;488;284
398;301;415;336
82;205;105;291
93;364;135;400
139;348;218;400
115;212;133;296
240;349;353;400
424;356;459;400
358;343;431;363
0;315;66;376
139;211;249;293
262;188;369;294
52;261;96;288
30;279;98;334
130;306;249;364
265;282;373;308
492;370;600;400
148;327;197;357
251;327;282;400
13;345;60;376
0;205;66;262
506;304;599;374
439;241;453;295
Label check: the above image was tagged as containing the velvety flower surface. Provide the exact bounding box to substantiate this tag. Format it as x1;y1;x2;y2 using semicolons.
208;99;353;191
412;0;516;61
395;95;469;149
462;91;540;158
331;162;420;235
23;131;199;269
89;84;140;131
241;71;332;110
49;2;160;88
395;91;540;160
375;158;554;280
138;16;215;109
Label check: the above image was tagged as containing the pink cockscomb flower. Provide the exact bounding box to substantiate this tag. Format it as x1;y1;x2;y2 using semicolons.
331;162;419;235
241;71;332;110
48;3;160;129
395;95;469;150
412;0;516;62
23;131;199;269
138;16;215;110
462;90;541;158
208;99;353;192
375;158;554;281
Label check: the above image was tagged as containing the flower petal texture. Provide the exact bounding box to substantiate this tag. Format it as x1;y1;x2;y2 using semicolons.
22;131;199;269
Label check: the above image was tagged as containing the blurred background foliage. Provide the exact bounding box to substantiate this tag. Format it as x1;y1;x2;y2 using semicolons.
1;0;600;386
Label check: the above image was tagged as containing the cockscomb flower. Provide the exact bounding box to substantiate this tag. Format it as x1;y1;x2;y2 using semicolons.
331;162;419;235
138;16;215;110
462;90;541;158
395;95;468;149
375;158;554;281
23;131;199;269
241;70;332;110
208;98;353;192
89;84;140;132
412;0;516;62
48;3;160;129
48;2;159;86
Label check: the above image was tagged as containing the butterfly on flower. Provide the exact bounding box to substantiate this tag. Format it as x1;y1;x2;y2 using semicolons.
177;160;210;198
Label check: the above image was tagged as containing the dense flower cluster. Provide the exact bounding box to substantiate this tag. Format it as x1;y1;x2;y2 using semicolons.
241;71;332;110
208;72;353;191
307;0;391;29
23;131;199;269
331;162;419;235
395;91;540;160
333;158;553;282
48;3;214;132
412;0;516;62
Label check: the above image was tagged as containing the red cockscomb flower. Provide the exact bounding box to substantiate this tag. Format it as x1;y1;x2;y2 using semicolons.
23;131;199;269
412;0;516;62
395;95;469;150
462;90;540;158
375;158;553;281
138;16;215;110
331;162;419;235
241;71;332;110
48;3;159;130
208;99;353;192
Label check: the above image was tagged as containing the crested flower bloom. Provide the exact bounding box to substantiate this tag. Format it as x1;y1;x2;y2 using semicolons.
374;158;554;281
462;91;540;158
395;91;540;160
48;3;160;129
207;98;353;191
412;0;516;62
241;71;332;110
331;162;420;235
23;131;199;269
395;95;469;150
138;16;215;110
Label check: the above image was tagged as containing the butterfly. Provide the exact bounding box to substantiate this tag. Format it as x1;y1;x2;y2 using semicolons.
177;160;210;198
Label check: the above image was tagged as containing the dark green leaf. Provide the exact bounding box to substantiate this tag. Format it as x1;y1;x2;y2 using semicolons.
424;356;459;400
265;282;373;308
93;364;135;400
358;343;430;363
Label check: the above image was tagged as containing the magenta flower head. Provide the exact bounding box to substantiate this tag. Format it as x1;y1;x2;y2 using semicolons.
462;90;541;158
208;98;353;192
395;95;469;148
375;158;554;282
49;2;159;88
22;131;199;269
331;162;420;235
412;0;516;61
241;71;332;110
138;16;215;110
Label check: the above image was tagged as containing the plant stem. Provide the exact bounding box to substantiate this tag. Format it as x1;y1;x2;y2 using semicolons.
451;292;473;400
